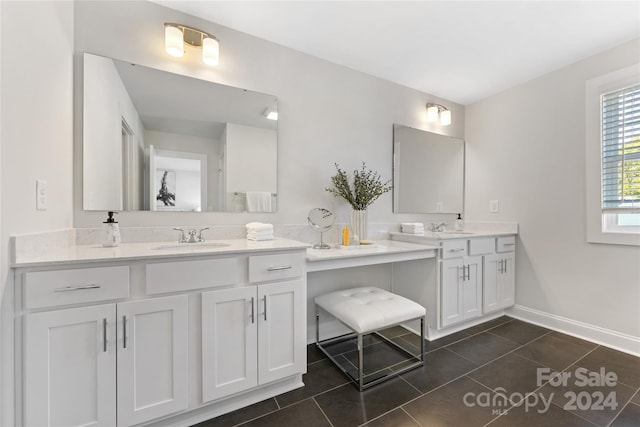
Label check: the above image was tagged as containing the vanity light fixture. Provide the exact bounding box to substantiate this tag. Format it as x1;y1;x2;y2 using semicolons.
263;107;278;121
164;23;219;66
425;103;451;126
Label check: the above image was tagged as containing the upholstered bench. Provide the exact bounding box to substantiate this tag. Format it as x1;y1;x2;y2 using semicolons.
315;287;426;390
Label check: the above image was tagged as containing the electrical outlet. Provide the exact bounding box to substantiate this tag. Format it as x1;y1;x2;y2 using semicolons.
36;180;48;211
489;199;499;213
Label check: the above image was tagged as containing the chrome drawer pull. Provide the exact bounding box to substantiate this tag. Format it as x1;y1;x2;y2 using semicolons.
103;318;107;352
54;284;101;292
122;315;127;349
448;248;464;252
250;297;255;324
503;243;515;246
267;265;292;271
263;296;268;321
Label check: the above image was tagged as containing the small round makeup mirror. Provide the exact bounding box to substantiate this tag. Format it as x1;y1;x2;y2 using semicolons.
307;208;334;249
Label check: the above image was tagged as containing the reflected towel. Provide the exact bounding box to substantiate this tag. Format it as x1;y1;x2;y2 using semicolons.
246;192;272;212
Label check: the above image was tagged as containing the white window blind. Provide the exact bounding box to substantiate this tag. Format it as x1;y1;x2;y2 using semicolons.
602;84;640;211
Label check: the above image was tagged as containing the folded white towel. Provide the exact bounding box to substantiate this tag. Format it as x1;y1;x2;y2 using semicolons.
247;231;274;238
247;235;274;241
401;223;424;227
246;222;274;231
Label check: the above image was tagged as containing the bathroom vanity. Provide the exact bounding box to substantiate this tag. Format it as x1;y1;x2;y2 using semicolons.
391;230;517;338
11;228;516;426
12;239;309;427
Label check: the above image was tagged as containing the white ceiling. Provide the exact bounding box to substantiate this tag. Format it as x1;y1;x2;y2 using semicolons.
153;1;640;105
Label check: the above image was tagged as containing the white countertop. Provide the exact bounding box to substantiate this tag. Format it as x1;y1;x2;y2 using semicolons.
306;240;438;272
390;230;516;242
12;238;311;268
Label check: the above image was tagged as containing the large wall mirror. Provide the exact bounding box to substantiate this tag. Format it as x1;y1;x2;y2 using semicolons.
393;124;464;213
82;53;278;213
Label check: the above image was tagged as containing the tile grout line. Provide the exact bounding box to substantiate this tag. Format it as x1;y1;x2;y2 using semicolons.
312;396;335;427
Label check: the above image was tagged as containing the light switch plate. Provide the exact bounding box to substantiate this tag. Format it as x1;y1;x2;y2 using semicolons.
489;199;499;213
36;180;47;211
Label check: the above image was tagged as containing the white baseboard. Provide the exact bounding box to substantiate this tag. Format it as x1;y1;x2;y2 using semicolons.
506;305;640;357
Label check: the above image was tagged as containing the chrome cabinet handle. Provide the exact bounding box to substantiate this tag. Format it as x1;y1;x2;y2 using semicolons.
267;265;292;271
250;297;255;324
263;296;267;321
54;284;101;292
103;318;107;352
503;259;508;274
449;248;464;252
122;315;127;349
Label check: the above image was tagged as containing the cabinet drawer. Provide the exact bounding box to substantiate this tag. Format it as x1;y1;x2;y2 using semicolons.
146;257;241;294
468;238;495;255
24;266;130;309
249;252;305;283
441;240;467;259
496;236;516;253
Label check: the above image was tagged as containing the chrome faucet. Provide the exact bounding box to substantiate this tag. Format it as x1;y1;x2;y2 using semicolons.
174;227;210;243
428;222;447;232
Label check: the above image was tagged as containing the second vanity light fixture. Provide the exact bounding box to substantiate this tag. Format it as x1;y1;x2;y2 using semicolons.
426;103;452;126
164;23;219;66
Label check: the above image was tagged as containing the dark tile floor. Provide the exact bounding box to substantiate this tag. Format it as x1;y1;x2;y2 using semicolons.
194;316;640;427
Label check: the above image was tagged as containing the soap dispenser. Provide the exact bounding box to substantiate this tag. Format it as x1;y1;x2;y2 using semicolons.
454;213;464;231
100;211;121;247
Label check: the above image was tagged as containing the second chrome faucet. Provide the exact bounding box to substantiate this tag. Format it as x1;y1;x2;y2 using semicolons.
174;227;210;243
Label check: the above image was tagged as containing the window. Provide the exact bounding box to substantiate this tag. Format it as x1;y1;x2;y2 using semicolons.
586;65;640;245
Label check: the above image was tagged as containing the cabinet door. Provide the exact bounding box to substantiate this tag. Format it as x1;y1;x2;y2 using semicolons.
462;256;483;320
258;279;306;384
202;286;258;402
498;253;515;309
117;295;188;426
483;253;501;314
24;304;116;427
441;258;463;327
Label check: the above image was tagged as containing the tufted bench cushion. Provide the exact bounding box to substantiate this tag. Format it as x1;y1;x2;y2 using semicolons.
315;287;426;334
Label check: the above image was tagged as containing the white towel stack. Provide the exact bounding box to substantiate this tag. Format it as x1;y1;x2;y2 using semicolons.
401;223;425;234
246;222;274;241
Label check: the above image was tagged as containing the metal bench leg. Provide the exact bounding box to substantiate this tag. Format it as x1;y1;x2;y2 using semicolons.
358;333;364;391
315;305;320;344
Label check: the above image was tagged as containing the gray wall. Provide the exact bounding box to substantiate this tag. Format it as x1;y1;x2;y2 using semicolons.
465;39;640;339
73;0;465;228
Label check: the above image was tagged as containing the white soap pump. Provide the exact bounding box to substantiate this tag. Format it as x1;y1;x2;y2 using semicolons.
454;213;464;231
100;211;121;247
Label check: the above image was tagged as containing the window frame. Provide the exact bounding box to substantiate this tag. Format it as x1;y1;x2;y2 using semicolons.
585;64;640;246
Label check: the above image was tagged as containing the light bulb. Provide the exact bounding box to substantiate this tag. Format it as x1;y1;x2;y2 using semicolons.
440;110;452;126
426;105;439;122
202;36;219;66
165;25;184;57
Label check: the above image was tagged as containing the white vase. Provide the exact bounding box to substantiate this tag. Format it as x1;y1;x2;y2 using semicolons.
351;209;368;241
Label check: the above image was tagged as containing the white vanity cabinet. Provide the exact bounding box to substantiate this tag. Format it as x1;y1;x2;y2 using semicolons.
483;237;516;313
24;303;117;427
14;239;309;427
391;232;516;336
117;295;189;426
202;252;306;403
23;283;188;427
440;240;482;327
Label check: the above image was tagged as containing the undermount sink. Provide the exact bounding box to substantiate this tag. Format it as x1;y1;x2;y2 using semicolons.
152;242;231;250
